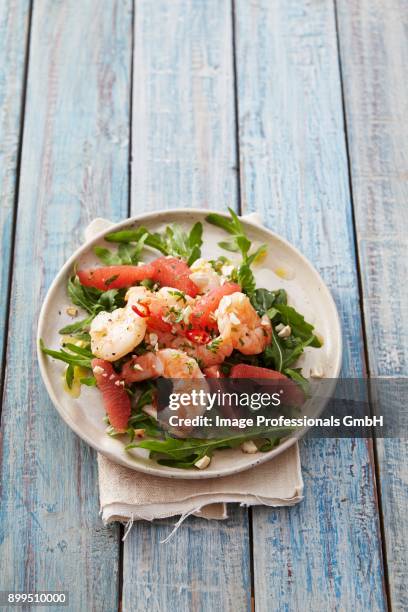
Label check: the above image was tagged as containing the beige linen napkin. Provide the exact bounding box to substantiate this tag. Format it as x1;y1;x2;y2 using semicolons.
84;218;304;526
98;445;303;525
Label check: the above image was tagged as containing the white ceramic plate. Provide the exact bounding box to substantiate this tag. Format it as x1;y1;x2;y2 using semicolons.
37;209;342;479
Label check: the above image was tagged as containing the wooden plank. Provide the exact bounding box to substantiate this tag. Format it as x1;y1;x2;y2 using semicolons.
123;1;251;610
336;1;408;608
0;0;31;371
234;1;387;609
130;0;238;210
0;1;132;609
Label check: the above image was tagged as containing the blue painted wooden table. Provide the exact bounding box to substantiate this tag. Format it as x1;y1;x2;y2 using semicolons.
0;1;406;610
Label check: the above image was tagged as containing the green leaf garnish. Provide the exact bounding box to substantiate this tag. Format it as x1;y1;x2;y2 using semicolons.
93;246;123;266
40;339;93;369
250;288;287;315
125;426;294;469
283;368;309;396
235;263;256;297
105;222;203;264
65;364;74;389
272;304;321;347
206;208;267;272
79;376;97;387
66;276;125;316
59;314;94;335
59;277;126;337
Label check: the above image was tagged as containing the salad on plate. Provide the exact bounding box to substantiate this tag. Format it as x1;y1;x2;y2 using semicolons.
41;209;322;470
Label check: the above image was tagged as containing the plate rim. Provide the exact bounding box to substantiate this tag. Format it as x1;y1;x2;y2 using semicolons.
37;208;342;479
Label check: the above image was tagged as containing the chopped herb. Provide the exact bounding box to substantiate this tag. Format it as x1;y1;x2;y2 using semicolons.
104;274;119;286
168;289;187;303
209;256;231;274
207;337;222;354
140;278;155;290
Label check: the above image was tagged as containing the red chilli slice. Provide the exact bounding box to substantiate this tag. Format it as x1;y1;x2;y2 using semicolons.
131;302;150;318
146;300;173;333
77;263;154;290
92;358;131;432
186;329;210;345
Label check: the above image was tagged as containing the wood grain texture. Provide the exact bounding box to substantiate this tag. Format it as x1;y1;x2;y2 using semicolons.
337;1;408;608
123;2;251;610
131;0;238;210
0;0;30;373
0;1;132;609
234;0;387;609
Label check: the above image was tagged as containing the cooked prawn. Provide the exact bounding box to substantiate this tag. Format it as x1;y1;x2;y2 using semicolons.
151;331;234;368
121;348;206;436
90;307;147;361
122;348;204;383
189;258;221;294
126;285;193;332
216;292;272;355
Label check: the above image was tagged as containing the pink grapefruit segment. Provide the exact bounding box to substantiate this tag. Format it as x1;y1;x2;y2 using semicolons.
229;364;304;406
191;282;241;331
77;256;198;295
149;257;199;297
78;264;154;290
92;358;131;432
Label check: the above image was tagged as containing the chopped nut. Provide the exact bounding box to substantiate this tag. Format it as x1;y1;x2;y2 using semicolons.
194;455;211;470
114;379;125;387
230;312;241;325
149;333;158;346
241;440;258;454
221;264;234;277
189;272;208;284
142;404;157;420
66;306;78;317
132;363;143;371
183;305;192;324
277;324;291;338
92;365;104;375
310;367;324;378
